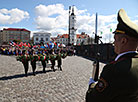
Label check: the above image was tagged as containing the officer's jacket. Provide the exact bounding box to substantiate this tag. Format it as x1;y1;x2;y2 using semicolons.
86;52;138;102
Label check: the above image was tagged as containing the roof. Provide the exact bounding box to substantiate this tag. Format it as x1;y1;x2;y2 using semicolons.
3;28;30;32
60;34;69;38
56;33;89;39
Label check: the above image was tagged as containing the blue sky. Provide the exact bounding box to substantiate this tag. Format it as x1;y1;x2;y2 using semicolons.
0;0;138;42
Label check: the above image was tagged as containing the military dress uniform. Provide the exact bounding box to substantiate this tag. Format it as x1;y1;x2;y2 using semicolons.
30;58;36;75
41;56;46;72
21;50;29;77
86;52;138;102
30;50;37;75
50;54;56;72
86;8;138;102
57;52;62;71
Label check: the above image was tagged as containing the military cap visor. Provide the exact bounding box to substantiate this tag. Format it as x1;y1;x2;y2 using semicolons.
113;9;138;38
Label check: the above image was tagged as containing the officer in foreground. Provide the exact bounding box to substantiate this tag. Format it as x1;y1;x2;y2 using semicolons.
86;8;138;102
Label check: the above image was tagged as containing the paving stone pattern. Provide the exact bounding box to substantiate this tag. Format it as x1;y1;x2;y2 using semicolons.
0;55;105;102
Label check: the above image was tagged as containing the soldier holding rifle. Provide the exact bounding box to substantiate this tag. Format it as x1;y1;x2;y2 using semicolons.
86;8;138;102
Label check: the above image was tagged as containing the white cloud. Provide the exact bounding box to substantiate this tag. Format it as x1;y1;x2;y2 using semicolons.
0;8;29;24
134;20;138;25
76;13;117;43
0;26;9;30
35;4;66;17
34;4;118;42
35;4;68;35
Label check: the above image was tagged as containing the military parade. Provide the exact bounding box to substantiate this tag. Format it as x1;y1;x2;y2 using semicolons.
1;0;138;101
0;42;74;77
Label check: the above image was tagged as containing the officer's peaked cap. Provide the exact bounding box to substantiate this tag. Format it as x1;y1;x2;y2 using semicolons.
113;8;138;38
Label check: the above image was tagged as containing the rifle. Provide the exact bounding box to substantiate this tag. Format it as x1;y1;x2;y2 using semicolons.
92;53;100;81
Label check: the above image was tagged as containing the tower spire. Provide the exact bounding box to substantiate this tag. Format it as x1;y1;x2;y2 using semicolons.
71;5;75;15
68;5;76;45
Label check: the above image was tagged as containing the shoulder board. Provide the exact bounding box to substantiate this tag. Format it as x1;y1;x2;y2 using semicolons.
109;57;127;64
134;54;138;58
110;61;116;64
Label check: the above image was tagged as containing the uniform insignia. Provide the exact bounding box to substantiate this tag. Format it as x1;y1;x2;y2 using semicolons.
110;61;116;64
96;78;108;92
134;54;138;58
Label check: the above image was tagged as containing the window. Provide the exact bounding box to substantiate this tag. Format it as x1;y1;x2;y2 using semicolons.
72;31;74;33
46;38;48;41
41;38;43;41
36;38;38;41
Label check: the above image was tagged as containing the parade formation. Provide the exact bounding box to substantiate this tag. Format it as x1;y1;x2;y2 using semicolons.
0;42;75;77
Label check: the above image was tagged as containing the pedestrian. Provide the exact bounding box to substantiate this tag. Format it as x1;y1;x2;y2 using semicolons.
86;8;138;102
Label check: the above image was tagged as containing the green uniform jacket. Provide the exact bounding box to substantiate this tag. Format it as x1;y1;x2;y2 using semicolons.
86;52;138;102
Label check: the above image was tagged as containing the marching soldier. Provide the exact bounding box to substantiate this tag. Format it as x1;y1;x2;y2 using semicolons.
21;50;29;77
57;49;62;71
30;49;37;76
50;49;56;72
86;9;138;102
41;50;46;72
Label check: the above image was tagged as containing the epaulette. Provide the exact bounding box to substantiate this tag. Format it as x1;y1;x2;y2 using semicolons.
134;54;138;58
110;61;116;64
109;57;127;64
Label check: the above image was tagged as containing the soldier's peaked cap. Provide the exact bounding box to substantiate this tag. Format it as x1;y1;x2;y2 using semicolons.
113;8;138;38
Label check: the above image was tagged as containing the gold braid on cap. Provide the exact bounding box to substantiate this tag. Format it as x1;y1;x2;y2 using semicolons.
115;30;125;34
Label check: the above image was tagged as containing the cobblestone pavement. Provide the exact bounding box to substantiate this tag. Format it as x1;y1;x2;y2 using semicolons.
0;55;105;102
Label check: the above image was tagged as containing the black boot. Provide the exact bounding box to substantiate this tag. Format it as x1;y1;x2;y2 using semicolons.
60;66;62;71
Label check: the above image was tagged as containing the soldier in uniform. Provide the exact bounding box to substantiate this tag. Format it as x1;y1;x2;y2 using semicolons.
50;49;56;72
86;8;138;102
57;49;62;71
41;49;46;73
30;49;37;76
21;50;29;77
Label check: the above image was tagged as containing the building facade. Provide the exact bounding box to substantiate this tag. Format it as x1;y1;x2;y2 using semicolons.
33;31;51;45
0;30;3;45
0;28;30;45
55;33;90;46
56;34;69;45
68;6;77;45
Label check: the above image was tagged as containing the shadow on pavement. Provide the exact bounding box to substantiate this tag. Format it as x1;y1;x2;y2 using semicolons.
0;69;55;81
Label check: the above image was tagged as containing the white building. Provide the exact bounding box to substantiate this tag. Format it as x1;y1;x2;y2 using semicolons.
33;31;51;45
68;6;77;45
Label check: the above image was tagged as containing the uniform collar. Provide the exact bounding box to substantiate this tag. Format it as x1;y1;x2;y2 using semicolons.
115;51;137;61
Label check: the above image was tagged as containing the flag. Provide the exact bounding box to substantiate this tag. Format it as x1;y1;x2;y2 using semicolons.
110;28;112;32
13;42;17;46
47;43;49;48
23;43;27;47
19;42;23;47
28;43;31;47
54;42;57;46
